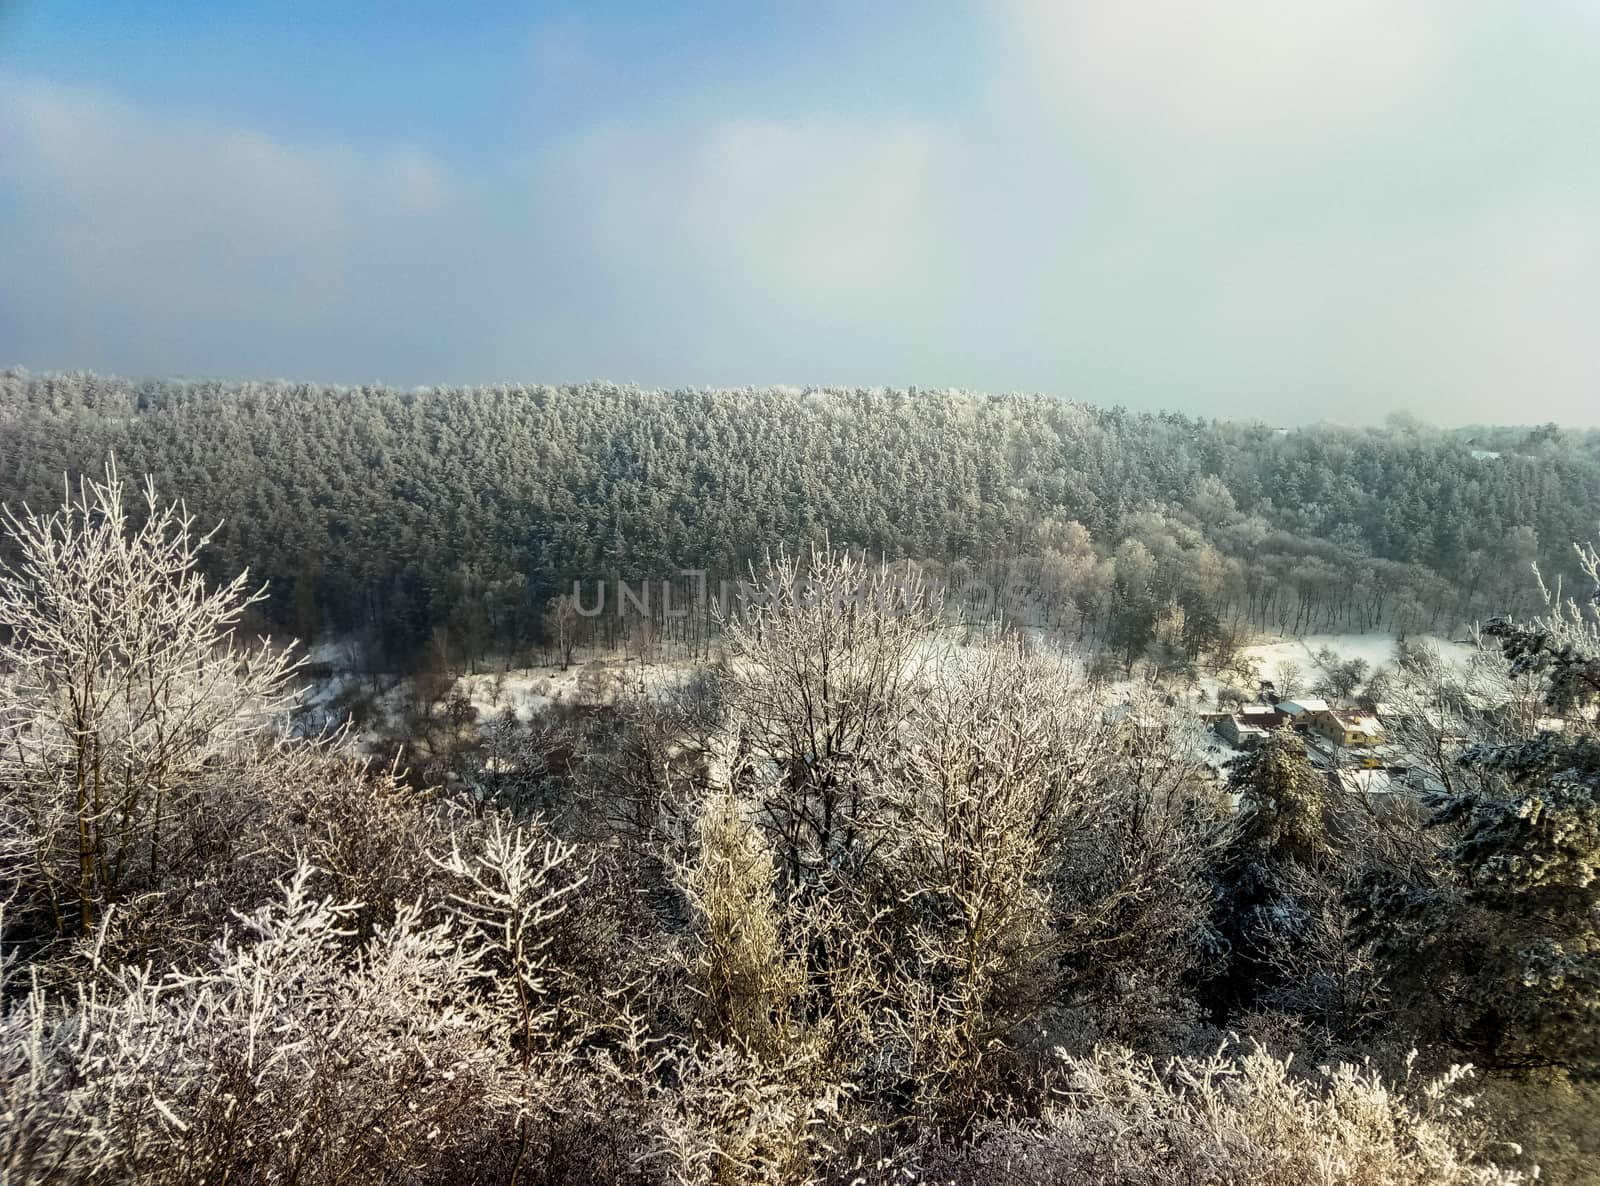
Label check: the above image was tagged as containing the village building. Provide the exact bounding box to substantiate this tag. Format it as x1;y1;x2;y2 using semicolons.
1276;697;1330;720
1237;704;1287;729
1216;714;1271;748
1306;707;1385;747
1213;704;1287;748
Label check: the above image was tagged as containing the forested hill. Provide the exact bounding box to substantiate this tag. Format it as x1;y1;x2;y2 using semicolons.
4;369;1598;666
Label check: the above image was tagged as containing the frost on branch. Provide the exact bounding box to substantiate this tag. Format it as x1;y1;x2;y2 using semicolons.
0;462;300;940
950;1041;1524;1186
435;812;588;1064
0;861;500;1185
717;546;941;885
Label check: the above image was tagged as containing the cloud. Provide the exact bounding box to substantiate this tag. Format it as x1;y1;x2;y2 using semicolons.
1344;192;1600;420
958;0;1600;421
551;117;947;293
493;114;956;381
379;147;448;215
3;3;1600;425
0;70;955;386
682;120;945;294
0;73;459;374
1001;0;1449;147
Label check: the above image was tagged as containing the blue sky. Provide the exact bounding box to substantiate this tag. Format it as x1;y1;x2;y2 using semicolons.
2;1;1598;424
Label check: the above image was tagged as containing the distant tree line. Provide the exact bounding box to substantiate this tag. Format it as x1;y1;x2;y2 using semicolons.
3;369;1598;669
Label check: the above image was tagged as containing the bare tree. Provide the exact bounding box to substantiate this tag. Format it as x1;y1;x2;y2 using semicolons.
717;547;942;886
545;593;579;670
0;464;299;938
873;643;1106;1103
1254;861;1390;1041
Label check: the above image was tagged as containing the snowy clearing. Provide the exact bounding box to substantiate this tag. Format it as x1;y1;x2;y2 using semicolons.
1239;632;1476;680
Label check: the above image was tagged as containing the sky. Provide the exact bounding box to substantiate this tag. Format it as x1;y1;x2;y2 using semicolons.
1;1;1597;425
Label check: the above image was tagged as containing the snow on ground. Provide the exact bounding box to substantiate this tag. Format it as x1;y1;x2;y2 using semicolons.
451;668;565;720
299;639;351;667
296;628;1487;757
1241;633;1466;680
1064;631;1484;720
451;656;703;721
1229;632;1482;702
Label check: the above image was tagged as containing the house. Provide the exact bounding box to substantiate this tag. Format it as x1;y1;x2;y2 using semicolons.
1210;703;1288;749
1217;714;1271;748
1276;697;1330;720
1238;703;1286;727
1304;732;1405;770
1307;707;1385;748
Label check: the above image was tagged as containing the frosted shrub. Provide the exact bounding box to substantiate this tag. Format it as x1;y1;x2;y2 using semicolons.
436;812;588;1062
955;1041;1524;1186
1;862;503;1185
675;790;803;1058
650;1042;843;1186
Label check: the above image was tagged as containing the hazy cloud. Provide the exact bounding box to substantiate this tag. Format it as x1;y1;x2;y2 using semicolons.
2;2;1599;425
1003;0;1449;145
0;73;464;377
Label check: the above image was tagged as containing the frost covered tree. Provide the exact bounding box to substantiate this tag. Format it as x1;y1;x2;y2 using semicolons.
1229;730;1339;867
545;592;579;670
674;790;801;1059
1488;537;1600;718
438;814;588;1064
718;547;941;886
1054;687;1232;1041
873;644;1106;1102
0;464;299;940
1206;731;1347;1021
0;862;503;1185
1366;537;1600;1075
707;557;1241;1120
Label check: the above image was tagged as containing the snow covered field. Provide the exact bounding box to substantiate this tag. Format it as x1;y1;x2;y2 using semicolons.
1238;632;1476;681
1069;629;1487;726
